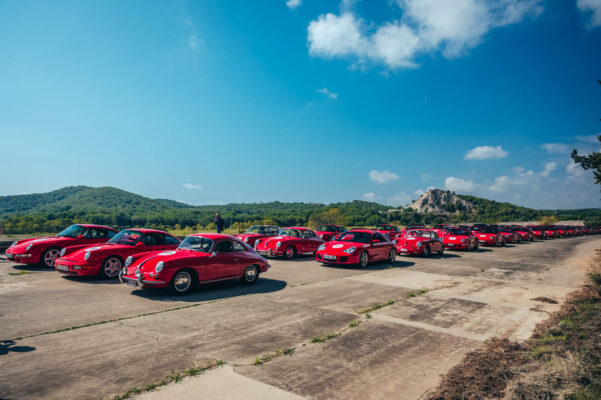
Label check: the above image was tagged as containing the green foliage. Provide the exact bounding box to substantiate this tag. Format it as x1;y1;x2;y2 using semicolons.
307;208;348;229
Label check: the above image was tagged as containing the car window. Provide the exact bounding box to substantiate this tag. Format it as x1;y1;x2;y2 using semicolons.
164;235;180;245
338;232;371;243
302;230;316;239
83;229;98;239
266;226;278;235
280;229;300;238
143;233;165;246
232;241;246;252
373;232;386;241
106;230;117;239
215;240;234;253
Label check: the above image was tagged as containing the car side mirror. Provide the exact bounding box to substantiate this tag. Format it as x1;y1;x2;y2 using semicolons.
210;251;217;257
76;235;84;239
372;239;380;243
136;242;144;247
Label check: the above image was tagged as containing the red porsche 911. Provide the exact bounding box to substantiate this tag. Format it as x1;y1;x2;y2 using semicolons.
54;229;181;278
315;224;347;241
120;234;270;295
315;229;395;267
396;229;444;257
5;224;118;268
375;224;402;240
475;226;505;246
234;225;279;247
440;228;479;251
255;227;324;259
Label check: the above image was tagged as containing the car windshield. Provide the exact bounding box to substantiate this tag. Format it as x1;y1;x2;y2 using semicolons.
57;225;86;238
448;229;470;235
280;229;301;238
434;225;448;229
480;227;498;233
337;232;371;244
246;226;267;234
178;236;214;253
319;226;337;232
376;225;395;231
109;230;142;246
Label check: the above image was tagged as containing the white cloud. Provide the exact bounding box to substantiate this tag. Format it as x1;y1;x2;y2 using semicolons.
387;192;413;207
464;145;508;160
183;183;203;190
490;169;534;192
576;134;600;143
317;87;339;99
286;0;302;9
444;176;479;192
542;143;569;154
540;162;557;177
307;0;542;69
369;169;399;184
566;160;586;180
577;0;601;27
185;18;203;50
362;192;379;201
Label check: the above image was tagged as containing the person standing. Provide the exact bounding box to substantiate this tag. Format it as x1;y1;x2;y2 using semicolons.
214;213;225;233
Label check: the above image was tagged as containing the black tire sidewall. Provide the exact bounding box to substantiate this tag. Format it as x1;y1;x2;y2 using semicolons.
242;265;259;285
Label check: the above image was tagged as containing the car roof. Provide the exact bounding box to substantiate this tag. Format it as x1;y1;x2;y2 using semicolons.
78;224;118;231
284;227;310;231
347;229;374;234
121;228;172;235
188;233;237;240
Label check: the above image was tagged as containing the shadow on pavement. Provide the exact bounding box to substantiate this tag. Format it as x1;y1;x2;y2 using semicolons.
11;264;53;272
0;340;36;356
319;259;415;271
61;276;121;284
128;277;288;302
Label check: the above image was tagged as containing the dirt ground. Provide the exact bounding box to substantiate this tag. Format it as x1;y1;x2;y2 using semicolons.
0;236;598;400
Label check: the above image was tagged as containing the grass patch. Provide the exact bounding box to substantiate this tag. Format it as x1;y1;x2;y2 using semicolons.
254;348;295;365
358;299;395;314
365;312;371;319
7;271;38;276
311;333;340;343
407;289;428;299
348;319;361;328
113;360;224;400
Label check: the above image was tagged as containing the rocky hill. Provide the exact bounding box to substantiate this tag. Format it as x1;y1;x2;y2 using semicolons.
408;189;475;214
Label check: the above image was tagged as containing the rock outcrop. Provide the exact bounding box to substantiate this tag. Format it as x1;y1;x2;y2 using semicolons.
407;189;474;214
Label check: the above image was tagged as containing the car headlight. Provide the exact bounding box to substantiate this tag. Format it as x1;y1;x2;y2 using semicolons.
244;237;248;243
155;261;164;273
416;242;422;247
84;251;91;260
461;239;466;243
60;248;66;257
25;243;33;251
320;234;324;239
318;244;326;251
276;241;281;249
343;246;356;254
135;269;141;278
125;256;133;267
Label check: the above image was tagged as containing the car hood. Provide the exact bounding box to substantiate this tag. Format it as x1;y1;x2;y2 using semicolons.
259;236;291;248
9;236;68;251
444;235;469;241
235;233;265;240
127;249;211;273
324;241;365;252
63;243;134;261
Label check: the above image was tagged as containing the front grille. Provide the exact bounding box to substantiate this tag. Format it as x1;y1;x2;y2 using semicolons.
339;256;348;262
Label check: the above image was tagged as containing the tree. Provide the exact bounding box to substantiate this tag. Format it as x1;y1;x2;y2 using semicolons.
307;208;347;229
571;81;601;187
540;215;558;225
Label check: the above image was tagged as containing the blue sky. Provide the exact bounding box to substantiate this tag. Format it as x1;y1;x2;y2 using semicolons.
1;0;600;209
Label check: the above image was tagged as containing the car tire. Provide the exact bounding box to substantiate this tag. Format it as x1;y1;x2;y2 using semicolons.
241;265;259;285
41;248;61;268
388;249;396;263
422;246;430;257
284;246;296;259
359;251;369;267
100;256;122;279
168;269;196;296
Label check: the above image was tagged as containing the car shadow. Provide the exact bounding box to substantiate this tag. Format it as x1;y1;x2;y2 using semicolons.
320;259;415;271
127;277;288;302
61;276;121;284
10;264;54;272
0;340;36;356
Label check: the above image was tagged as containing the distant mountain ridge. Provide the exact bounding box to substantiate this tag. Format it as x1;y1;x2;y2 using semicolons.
408;189;474;214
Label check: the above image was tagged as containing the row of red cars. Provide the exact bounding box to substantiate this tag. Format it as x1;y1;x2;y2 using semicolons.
3;222;597;295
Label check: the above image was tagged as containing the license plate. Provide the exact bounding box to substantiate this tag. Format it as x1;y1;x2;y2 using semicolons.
6;253;12;259
258;251;269;256
323;255;336;260
400;249;408;252
126;279;138;287
56;264;69;271
447;243;454;247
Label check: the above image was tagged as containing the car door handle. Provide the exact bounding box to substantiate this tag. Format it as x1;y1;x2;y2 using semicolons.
234;258;240;262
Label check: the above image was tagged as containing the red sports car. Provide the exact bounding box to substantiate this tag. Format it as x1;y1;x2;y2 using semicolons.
432;224;450;235
5;224;118;268
120;233;270;295
499;227;522;243
255;227;324;259
475;226;506;246
440;228;479;251
527;226;547;239
234;225;279;247
315;224;347;241
396;229;444;257
375;224;402;240
54;229;181;278
316;229;395;267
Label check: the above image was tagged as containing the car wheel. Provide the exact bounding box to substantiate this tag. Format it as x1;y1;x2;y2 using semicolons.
422;246;430;257
41;248;61;268
359;251;369;267
388;249;396;263
284;246;296;259
100;256;122;279
241;265;259;285
168;269;196;295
